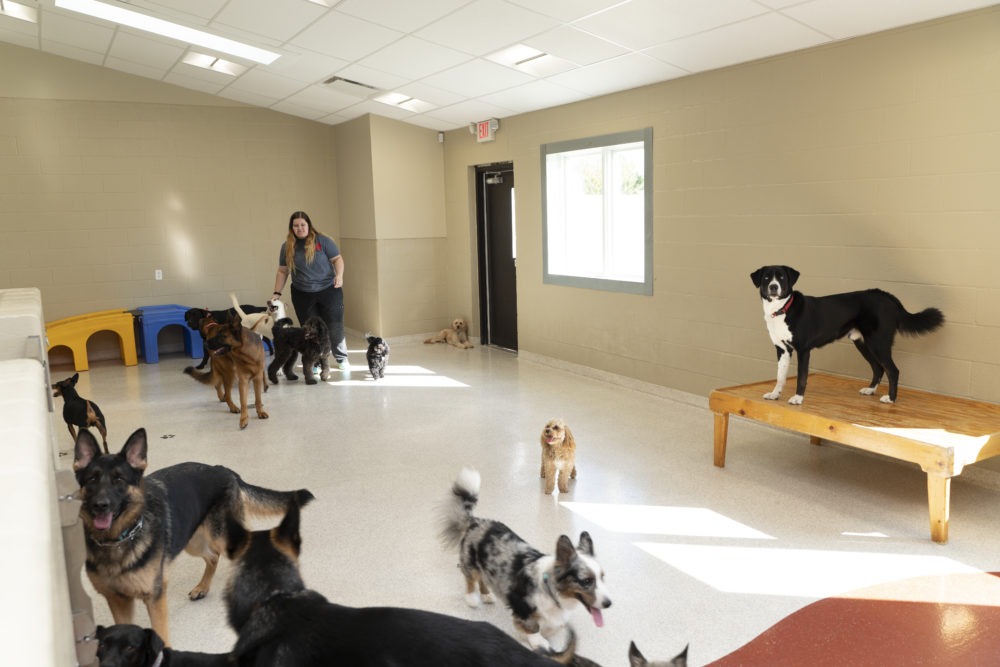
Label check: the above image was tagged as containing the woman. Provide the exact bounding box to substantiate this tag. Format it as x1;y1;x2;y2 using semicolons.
272;211;349;370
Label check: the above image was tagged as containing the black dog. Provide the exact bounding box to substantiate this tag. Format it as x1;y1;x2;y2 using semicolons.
365;333;389;380
184;304;268;369
222;501;580;666
73;428;314;646
267;317;331;385
95;624;228;666
52;372;108;453
751;265;944;404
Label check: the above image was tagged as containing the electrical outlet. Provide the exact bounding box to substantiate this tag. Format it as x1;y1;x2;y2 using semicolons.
155;269;163;280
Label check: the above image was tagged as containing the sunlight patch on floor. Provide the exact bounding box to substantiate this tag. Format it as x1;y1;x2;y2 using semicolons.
323;364;467;388
560;502;774;540
635;542;980;599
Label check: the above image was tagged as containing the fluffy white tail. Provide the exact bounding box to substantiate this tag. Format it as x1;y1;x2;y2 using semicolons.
229;292;249;322
439;467;480;549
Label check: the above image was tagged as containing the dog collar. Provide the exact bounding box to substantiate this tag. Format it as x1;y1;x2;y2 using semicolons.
542;572;563;609
89;517;144;547
771;294;793;317
150;650;164;667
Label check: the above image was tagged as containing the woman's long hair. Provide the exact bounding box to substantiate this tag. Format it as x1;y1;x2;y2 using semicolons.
285;211;319;275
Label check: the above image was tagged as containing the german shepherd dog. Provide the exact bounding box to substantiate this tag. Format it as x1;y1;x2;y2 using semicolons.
267;316;331;385
52;372;109;453
185;317;269;429
751;265;944;404
440;468;612;652
95;624;229;666
184;304;268;370
73;427;314;646
223;500;579;666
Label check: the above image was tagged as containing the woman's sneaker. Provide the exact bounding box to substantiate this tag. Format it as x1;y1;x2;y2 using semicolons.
337;358;350;371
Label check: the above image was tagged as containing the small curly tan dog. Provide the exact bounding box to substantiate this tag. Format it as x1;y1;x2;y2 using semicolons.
424;317;474;349
540;418;576;494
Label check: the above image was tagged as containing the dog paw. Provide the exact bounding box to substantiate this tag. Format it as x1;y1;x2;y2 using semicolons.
526;633;550;651
305;377;317;385
762;391;781;400
481;592;497;605
788;395;804;405
188;587;208;601
859;387;876;395
880;395;894;404
464;592;481;608
239;417;249;429
258;410;269;419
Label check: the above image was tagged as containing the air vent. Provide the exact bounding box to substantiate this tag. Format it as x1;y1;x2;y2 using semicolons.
323;76;380;98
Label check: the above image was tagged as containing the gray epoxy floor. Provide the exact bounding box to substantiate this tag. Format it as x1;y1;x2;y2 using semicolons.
56;337;1000;666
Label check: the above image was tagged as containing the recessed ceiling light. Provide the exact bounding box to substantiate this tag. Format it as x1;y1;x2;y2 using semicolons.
0;0;38;23
54;0;281;65
182;52;247;77
373;92;434;114
486;43;575;77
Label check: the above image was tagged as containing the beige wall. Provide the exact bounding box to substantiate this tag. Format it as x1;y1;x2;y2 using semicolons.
0;43;338;328
335;115;450;337
441;6;1000;402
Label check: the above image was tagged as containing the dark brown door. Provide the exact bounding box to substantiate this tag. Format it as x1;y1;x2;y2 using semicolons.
476;163;517;350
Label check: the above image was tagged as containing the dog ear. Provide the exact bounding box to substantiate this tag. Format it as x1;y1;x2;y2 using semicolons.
70;372;80;384
121;428;148;473
784;266;800;287
274;501;303;558
555;534;577;567
144;628;165;660
73;430;102;472
577;531;595;556
564;425;575;448
628;641;647;667
750;268;764;287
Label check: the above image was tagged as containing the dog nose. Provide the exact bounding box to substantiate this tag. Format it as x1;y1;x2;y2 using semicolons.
602;598;612;609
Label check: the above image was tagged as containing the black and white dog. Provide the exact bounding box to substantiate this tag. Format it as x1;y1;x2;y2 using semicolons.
440;467;611;652
751;265;944;404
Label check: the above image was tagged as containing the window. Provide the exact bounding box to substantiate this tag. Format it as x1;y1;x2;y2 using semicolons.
541;128;652;295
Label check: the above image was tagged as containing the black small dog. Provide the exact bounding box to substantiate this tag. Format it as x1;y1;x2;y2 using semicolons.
222;501;581;666
267;317;331;385
95;624;229;666
365;333;389;380
184;304;268;369
52;372;108;453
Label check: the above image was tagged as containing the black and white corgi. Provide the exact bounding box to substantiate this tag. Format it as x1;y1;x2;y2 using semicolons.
440;467;611;652
751;265;944;404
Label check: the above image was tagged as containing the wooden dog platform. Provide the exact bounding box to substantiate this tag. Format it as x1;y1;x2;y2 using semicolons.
709;374;1000;543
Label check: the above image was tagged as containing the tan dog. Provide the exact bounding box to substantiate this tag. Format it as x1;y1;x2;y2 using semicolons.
424;317;474;349
229;292;286;342
540;418;576;494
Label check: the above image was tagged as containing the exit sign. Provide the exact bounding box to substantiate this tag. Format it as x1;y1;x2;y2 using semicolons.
474;118;499;143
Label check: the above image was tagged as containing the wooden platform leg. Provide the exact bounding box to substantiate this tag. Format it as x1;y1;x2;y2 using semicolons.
713;411;729;467
927;474;951;544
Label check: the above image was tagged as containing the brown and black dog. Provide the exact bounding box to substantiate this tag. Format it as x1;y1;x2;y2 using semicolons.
185;318;268;429
73;428;313;646
95;624;229;666
52;372;109;453
184;304;268;370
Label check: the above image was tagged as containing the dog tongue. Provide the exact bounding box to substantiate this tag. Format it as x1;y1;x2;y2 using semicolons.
590;608;604;628
94;512;113;531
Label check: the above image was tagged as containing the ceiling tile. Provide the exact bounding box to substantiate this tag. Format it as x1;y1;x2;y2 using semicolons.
163;71;229;94
217;86;282;107
480;79;587;113
391;81;464;108
225;68;306;99
264;50;349;84
43;41;106;65
414;0;558;56
0;27;37;49
334;63;410;91
213;0;327;42
524;25;628;66
41;13;113;55
105;56;169;80
0;15;37;40
108;32;185;70
291;11;402;61
335;0;472;33
548;52;688;96
284;84;364;111
506;0;626;23
269;99;330;120
645;12;828;72
782;0;999;41
129;0;227;23
358;36;471;80
421;58;535;98
575;0;767;49
424;98;517;125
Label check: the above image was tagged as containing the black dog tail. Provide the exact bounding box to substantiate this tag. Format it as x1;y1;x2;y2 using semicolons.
237;479;315;521
898;307;945;336
184;366;215;385
439;467;480;549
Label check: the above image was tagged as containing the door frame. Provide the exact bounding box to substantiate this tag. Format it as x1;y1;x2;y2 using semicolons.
474;161;515;349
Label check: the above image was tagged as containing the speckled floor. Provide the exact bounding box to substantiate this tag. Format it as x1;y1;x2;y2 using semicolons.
55;335;1000;666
